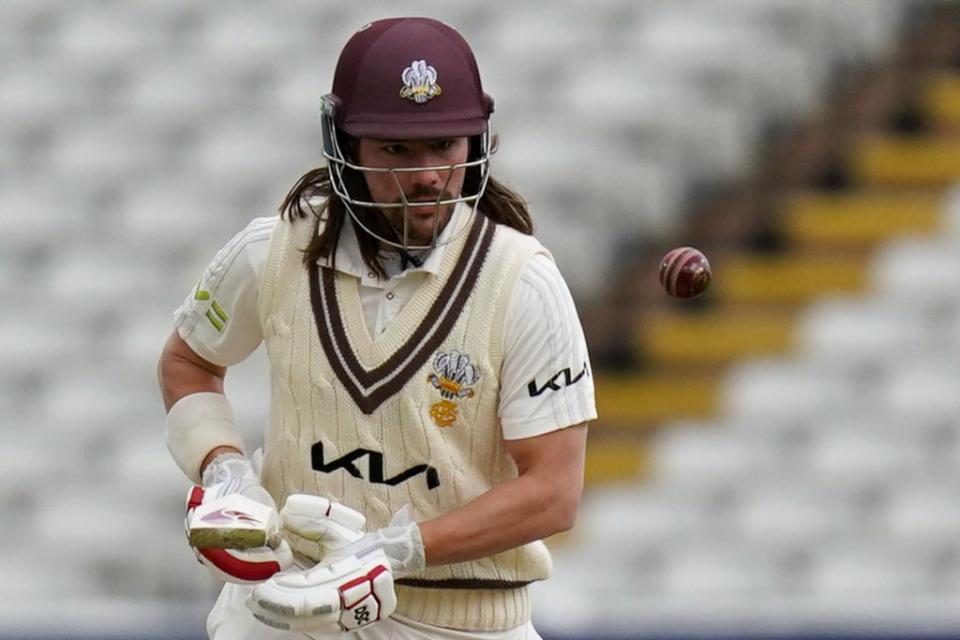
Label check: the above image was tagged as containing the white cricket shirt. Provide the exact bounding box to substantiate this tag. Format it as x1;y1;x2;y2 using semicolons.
174;207;596;439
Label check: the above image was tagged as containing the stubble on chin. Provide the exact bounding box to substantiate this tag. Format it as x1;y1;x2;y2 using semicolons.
386;205;454;245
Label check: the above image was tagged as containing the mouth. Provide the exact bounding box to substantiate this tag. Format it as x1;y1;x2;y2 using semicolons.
406;204;445;219
396;191;450;206
408;214;441;227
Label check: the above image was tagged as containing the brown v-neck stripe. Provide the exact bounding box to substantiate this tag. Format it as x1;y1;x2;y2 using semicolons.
327;213;487;384
309;214;496;414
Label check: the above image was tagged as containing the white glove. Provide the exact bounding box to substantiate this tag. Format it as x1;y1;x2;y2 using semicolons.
282;495;425;578
281;494;367;562
247;551;396;633
185;452;293;584
329;505;426;578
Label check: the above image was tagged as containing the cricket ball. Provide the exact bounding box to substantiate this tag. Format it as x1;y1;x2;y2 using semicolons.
659;247;711;299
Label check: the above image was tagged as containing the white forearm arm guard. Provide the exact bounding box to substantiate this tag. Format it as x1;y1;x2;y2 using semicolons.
165;392;246;483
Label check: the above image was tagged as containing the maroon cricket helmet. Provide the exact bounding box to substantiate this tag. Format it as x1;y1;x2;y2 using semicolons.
325;17;495;140
319;17;496;251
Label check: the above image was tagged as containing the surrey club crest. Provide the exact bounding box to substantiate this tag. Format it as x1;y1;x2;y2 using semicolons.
427;350;480;427
400;60;442;104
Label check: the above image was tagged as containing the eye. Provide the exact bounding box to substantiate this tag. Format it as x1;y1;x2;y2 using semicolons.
432;139;455;152
382;144;408;155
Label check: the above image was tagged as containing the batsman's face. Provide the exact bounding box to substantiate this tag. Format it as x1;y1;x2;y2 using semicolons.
356;137;470;246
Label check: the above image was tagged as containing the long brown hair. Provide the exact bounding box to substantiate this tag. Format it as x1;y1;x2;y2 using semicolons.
278;160;533;279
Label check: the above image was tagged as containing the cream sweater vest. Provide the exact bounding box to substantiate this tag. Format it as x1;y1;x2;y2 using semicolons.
257;211;553;631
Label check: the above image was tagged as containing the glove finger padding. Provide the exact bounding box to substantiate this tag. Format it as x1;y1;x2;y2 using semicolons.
281;494;366;562
185;485;292;584
188;491;280;549
247;551;396;633
195;453;281;550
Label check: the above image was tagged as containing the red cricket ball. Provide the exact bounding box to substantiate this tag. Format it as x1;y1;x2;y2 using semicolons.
659;247;711;299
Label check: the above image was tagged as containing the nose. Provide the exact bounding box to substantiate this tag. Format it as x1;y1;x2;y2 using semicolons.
410;172;445;197
406;155;451;194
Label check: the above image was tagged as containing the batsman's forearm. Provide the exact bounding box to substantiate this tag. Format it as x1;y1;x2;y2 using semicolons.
159;332;241;476
158;332;226;411
417;473;579;567
158;357;225;411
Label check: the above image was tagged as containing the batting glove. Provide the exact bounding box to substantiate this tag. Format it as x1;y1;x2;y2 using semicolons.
185;452;293;584
281;495;425;578
330;505;426;578
281;494;367;562
246;550;396;633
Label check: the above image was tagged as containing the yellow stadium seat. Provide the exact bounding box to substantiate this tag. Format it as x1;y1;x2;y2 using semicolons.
851;137;960;186
716;254;867;304
639;312;795;366
594;374;718;426
924;73;960;128
583;439;651;485
784;191;942;245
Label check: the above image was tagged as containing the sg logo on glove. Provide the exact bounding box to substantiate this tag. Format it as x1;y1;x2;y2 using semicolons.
247;552;397;633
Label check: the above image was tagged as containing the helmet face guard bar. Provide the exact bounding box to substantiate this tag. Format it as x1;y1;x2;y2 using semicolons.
320;96;493;251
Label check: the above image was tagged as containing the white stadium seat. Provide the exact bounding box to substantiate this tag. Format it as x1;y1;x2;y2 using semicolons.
111;431;192;502
186;118;317;192
733;480;860;555
115;307;179;372
875;356;960;423
267;61;338;130
800;421;927;491
43;120;167;188
42;245;167;309
720;357;859;422
0;178;94;254
648;421;781;489
659;538;782;598
118;58;245;129
807;541;929;598
0;434;58;494
0;551;90;600
194;9;314;66
0;61;96;130
576;482;714;554
116;179;239;251
483;7;607;71
797;295;930;368
49;3;170;66
37;366;159;439
0;305;83;373
870;236;960;305
30;484;166;567
880;480;960;551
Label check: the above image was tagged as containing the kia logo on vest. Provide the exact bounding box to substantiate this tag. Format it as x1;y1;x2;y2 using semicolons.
311;442;441;490
527;362;590;397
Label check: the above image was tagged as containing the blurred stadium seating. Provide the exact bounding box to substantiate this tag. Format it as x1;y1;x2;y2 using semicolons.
2;0;960;638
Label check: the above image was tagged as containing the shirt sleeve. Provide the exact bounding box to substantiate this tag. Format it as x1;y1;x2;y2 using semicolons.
173;216;277;367
498;253;597;439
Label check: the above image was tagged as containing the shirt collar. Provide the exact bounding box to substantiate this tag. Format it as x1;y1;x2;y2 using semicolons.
317;203;473;284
